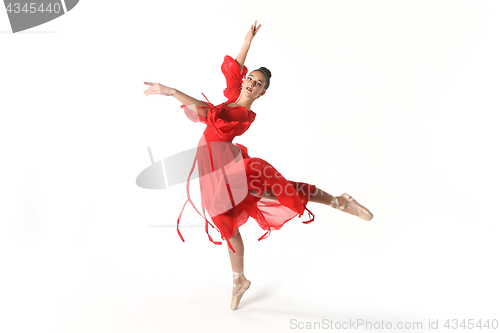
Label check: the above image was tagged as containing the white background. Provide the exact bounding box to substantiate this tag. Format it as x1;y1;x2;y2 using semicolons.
1;1;499;332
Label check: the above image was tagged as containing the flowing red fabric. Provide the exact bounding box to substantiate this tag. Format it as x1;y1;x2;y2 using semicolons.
177;55;316;252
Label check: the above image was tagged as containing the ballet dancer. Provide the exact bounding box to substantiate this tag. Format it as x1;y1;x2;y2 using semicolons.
143;20;373;310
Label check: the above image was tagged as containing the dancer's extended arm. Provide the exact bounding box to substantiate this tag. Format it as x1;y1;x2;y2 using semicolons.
235;20;261;73
143;82;209;117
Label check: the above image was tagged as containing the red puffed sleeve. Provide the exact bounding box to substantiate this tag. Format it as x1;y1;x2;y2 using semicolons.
221;55;248;103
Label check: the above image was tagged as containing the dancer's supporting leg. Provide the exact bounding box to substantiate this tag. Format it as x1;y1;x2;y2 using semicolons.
227;228;249;296
227;228;252;310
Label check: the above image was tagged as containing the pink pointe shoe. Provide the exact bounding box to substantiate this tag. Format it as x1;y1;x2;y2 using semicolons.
329;193;373;221
231;271;251;310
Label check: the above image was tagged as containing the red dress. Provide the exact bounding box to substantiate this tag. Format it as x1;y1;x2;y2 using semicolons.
177;55;316;252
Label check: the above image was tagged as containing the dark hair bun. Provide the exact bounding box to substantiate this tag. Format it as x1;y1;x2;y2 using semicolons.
255;67;271;90
259;67;272;79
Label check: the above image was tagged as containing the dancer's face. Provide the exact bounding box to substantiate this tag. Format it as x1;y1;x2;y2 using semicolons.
243;71;267;99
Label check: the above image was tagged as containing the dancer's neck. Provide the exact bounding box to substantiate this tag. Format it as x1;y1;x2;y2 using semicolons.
230;95;255;111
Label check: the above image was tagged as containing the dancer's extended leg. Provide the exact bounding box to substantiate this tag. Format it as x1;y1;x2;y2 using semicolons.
249;187;344;206
249;186;373;220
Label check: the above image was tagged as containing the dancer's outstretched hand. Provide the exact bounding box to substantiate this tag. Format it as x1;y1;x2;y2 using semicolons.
244;20;261;44
143;82;176;96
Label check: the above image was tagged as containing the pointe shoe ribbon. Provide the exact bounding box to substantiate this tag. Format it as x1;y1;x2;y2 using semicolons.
231;271;251;310
328;195;348;211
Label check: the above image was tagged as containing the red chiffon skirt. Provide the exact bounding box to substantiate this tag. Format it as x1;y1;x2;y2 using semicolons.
176;133;316;252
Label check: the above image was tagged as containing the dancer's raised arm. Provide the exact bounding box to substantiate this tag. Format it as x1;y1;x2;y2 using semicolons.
235;20;261;73
143;82;210;117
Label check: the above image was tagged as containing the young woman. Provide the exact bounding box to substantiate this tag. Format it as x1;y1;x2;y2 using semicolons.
143;20;373;310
